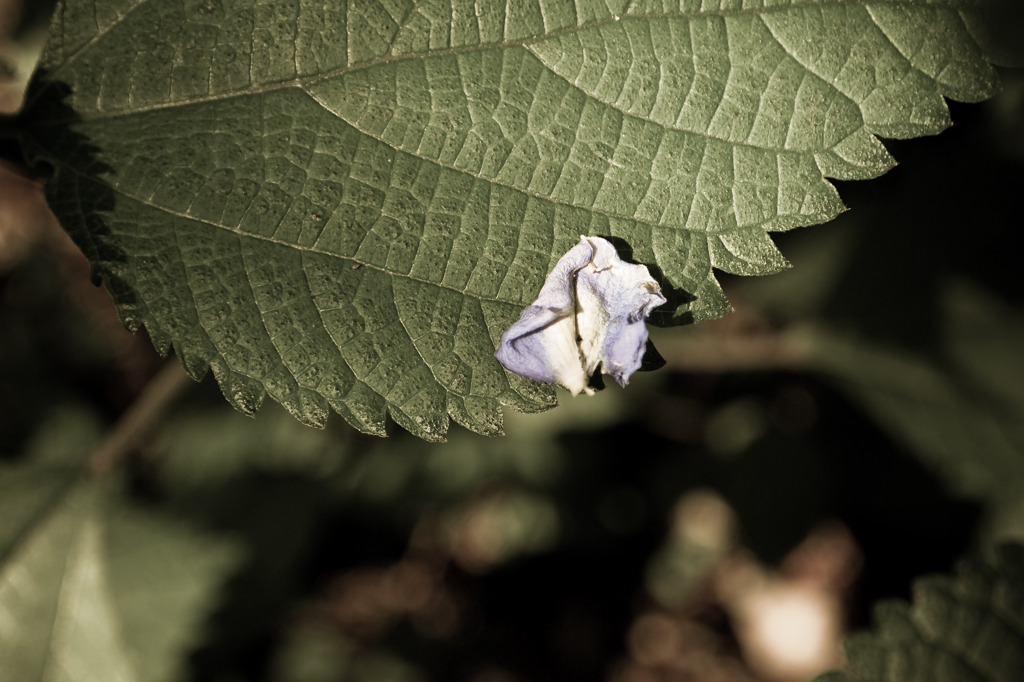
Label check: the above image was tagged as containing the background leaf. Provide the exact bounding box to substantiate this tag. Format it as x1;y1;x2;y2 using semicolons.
0;407;97;561
815;545;1024;682
15;0;1012;438
0;437;242;682
806;284;1024;504
711;77;1024;540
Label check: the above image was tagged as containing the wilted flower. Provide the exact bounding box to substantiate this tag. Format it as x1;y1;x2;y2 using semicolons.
495;236;666;395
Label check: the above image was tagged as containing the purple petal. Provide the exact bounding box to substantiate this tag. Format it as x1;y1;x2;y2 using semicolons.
494;240;595;394
495;236;665;395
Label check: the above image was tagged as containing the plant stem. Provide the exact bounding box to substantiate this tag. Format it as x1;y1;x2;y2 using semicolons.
88;360;194;475
651;322;816;372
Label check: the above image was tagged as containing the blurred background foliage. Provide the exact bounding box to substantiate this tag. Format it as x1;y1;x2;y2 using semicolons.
3;1;1024;680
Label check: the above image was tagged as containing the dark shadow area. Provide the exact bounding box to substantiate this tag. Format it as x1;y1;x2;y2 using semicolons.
786;74;1024;353
603;234;698;328
0;70;148;454
645;261;697;328
15;70;127;294
819;385;983;627
164;362;985;682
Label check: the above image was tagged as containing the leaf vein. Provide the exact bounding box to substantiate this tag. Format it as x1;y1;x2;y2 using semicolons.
48;1;956;121
48;1;148;85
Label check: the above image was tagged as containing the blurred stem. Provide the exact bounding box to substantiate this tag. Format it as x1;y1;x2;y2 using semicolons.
88;360;194;475
654;320;817;372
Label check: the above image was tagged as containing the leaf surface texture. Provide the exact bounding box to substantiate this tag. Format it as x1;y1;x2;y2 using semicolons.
816;546;1024;682
21;0;1008;437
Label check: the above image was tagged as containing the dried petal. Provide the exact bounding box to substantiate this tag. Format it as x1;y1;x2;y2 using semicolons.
495;236;666;395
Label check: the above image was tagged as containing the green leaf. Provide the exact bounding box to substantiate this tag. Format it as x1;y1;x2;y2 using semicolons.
17;0;1011;439
152;396;575;524
807;283;1024;504
153;402;350;491
0;407;99;561
269;625;425;682
0;466;241;682
815;545;1024;682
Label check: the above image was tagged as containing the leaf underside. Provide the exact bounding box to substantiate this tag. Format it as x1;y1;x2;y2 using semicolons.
20;0;1006;439
815;545;1024;682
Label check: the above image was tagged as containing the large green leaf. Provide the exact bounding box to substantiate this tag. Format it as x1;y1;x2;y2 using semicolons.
0;453;241;682
15;0;1012;439
816;545;1024;682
